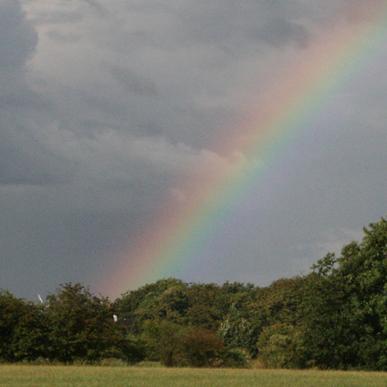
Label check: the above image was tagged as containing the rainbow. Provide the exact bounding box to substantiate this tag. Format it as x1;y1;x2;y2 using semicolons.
102;2;387;297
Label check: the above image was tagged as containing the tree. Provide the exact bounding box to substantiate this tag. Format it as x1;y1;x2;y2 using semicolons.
45;283;123;362
257;323;305;368
185;284;224;330
115;279;187;334
142;320;184;366
180;327;224;367
302;218;387;370
0;217;384;369
0;291;48;361
219;277;306;357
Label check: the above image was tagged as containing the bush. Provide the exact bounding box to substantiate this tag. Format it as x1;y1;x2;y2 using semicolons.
0;292;48;362
119;335;146;363
142;321;185;366
99;358;128;367
257;323;305;368
180;327;224;367
222;348;250;368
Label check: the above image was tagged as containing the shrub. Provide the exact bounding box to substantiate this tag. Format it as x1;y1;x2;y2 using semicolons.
119;335;146;363
222;348;250;368
99;358;128;367
180;327;224;367
142;321;185;366
257;323;305;368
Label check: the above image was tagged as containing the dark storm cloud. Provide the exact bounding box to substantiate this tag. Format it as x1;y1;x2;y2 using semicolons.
109;66;159;97
0;1;72;186
173;1;311;50
254;18;309;48
0;0;385;297
0;0;37;69
83;0;109;17
46;30;81;44
0;127;72;186
28;11;84;26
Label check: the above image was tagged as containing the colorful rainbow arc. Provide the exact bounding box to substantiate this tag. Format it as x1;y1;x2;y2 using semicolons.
101;2;387;297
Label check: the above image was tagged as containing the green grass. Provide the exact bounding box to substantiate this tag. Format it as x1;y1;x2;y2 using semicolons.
0;365;386;387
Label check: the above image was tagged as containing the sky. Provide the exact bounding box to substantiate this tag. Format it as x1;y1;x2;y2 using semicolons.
0;0;386;298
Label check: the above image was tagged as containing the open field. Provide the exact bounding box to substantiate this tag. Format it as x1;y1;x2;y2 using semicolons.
0;366;387;387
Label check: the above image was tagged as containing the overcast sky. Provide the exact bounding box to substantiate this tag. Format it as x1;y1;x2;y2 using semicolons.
1;0;386;298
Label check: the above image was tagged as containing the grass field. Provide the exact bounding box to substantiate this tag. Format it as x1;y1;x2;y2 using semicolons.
0;366;386;387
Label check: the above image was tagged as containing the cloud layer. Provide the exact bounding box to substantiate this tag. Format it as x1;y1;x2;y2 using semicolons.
0;0;386;297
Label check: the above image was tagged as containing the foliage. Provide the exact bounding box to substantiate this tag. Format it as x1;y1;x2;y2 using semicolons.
45;283;124;362
221;348;250;368
0;292;48;361
180;327;224;367
114;279;187;334
257;323;305;368
142;320;185;366
217;285;262;356
0;217;385;370
302;218;387;370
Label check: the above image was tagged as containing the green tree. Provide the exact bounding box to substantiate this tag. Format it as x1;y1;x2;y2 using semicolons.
180;327;224;367
185;284;224;330
45;283;123;362
142;320;184;366
0;291;48;362
302;218;387;370
219;278;306;357
257;323;305;368
115;279;187;334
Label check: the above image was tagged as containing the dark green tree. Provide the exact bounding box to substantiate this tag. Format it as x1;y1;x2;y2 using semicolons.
45;283;124;362
0;291;48;362
114;279;187;334
302;218;387;370
142;320;184;366
257;323;305;368
180;327;224;367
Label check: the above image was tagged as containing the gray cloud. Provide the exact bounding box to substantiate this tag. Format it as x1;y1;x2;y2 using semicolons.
0;0;37;69
254;18;309;48
109;65;159;97
46;30;81;44
83;0;108;16
0;0;385;297
0;1;72;186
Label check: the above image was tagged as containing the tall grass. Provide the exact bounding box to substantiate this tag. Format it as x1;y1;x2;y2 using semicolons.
0;365;386;387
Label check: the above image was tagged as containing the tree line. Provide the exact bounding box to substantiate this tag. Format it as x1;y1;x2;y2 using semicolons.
0;218;386;369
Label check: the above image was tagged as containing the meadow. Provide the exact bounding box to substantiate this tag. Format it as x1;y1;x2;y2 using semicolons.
0;365;387;387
